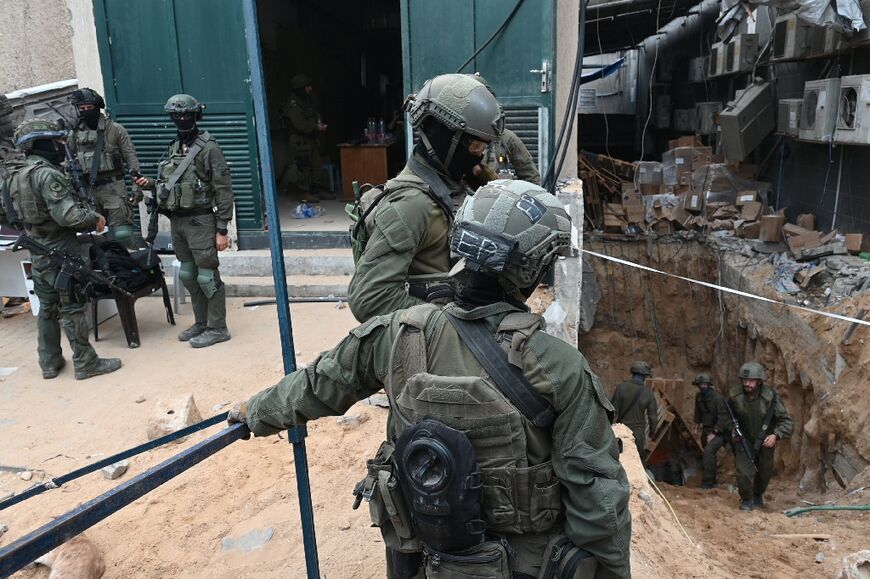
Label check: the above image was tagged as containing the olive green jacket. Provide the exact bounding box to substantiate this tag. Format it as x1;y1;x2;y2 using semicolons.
3;155;99;242
159;132;235;231
347;155;465;323
70;115;140;177
693;389;730;435
245;301;632;577
486;128;541;185
728;384;793;442
282;97;320;136
611;379;658;437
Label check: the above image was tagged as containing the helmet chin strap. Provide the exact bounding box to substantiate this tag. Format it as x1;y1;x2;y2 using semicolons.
417;128;464;176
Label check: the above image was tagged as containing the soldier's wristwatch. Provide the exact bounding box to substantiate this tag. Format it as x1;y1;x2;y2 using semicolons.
217;228;228;236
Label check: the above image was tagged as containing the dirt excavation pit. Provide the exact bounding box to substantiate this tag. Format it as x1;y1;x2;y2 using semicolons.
2;236;870;578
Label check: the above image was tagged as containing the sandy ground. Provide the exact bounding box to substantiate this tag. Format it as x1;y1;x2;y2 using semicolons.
1;298;868;578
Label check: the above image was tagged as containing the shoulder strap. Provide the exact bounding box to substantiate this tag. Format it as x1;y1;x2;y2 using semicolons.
616;383;646;423
88;128;105;192
407;155;456;218
444;312;556;430
165;134;207;192
753;390;779;453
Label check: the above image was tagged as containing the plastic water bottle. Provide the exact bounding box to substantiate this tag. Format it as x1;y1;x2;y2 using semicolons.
377;117;386;142
293;202;325;219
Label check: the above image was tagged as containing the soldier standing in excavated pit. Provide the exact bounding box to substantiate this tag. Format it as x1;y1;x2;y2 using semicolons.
610;361;658;463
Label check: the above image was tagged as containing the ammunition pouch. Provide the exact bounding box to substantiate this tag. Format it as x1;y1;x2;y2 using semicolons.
352;440;420;554
424;540;511;579
77;148;118;177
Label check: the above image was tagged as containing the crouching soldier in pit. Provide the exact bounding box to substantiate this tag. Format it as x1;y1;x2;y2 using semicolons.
228;181;632;578
692;372;730;489
728;362;793;511
611;361;658;463
134;94;234;348
68;88;142;249
1;120;121;380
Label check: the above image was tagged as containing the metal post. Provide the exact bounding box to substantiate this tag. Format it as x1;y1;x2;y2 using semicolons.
241;1;320;577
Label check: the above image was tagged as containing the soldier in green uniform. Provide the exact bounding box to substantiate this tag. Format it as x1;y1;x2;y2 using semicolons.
483;127;542;184
728;362;793;511
347;73;504;322
692;372;730;489
281;74;327;198
134;94;234;348
68;88;142;248
610;361;658;462
1;120;121;380
229;181;631;578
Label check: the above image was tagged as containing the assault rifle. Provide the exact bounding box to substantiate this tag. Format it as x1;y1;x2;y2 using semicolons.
12;233;131;298
725;399;758;473
61;138;94;208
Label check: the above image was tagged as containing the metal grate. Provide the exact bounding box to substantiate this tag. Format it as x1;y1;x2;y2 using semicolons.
503;105;541;166
113;113;259;228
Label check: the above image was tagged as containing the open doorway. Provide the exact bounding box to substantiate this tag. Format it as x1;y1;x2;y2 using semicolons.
257;0;404;239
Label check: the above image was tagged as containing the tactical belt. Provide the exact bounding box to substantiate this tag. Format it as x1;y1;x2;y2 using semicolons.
445;313;556;430
92;174;124;187
166;207;214;218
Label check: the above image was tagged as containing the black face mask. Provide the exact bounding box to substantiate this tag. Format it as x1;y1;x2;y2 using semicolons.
421;121;484;180
172;115;199;144
78;109;100;130
30;139;64;165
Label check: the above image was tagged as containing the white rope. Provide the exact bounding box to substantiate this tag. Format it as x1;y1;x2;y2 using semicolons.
582;249;870;327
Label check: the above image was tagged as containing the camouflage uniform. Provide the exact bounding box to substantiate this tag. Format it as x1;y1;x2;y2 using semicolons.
729;384;793;502
693;386;730;487
484;128;541;184
282;75;324;194
611;376;658;460
69;115;141;247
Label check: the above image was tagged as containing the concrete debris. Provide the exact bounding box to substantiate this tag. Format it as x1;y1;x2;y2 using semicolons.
134;395;146;404
816;552;826;564
101;460;129;480
211;401;230;412
365;393;389;408
220;527;274;553
338;520;351;531
838;550;870;579
0;523;7;538
146;394;203;442
18;470;32;481
336;413;370;428
638;490;654;508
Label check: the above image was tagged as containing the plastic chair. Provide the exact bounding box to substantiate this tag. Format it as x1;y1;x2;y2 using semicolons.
91;274;175;349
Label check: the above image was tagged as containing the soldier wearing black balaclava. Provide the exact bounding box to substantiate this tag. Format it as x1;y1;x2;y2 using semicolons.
67;88;142;248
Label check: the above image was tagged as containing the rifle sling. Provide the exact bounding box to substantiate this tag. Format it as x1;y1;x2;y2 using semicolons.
164;135;207;193
616;383;646;424
753;391;779;454
407;155;457;219
445;313;556;430
88;129;105;194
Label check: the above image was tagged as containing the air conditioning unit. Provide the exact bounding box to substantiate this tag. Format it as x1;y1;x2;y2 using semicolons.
709;43;726;78
777;99;803;137
852;0;870;46
772;14;812;60
809;26;845;57
689;56;708;83
834;75;870;145
800;78;841;142
725;34;759;74
719;82;775;161
696;101;723;135
673;108;697;132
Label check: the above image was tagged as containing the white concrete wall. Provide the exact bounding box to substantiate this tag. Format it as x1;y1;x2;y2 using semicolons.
0;0;76;92
67;0;104;96
555;0;580;180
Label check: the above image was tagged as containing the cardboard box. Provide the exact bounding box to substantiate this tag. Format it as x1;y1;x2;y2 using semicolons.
652;220;674;234
740;201;763;221
736;220;762;239
636;161;663;185
604;203;625;229
846;233;863;255
692;147;714;170
797;213;816;231
640;183;659;195
705;202;729;219
625;204;646;224
783;223;812;238
683;191;704;213
759;215;785;242
621;182;637;194
712;204;740;219
622;189;643;206
735;191;759;206
787;230;822;255
668;135;703;150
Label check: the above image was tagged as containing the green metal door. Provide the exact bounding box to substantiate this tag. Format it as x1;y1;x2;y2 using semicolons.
93;0;263;233
400;0;556;175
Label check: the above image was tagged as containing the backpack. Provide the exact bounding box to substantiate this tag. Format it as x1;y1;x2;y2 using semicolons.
89;239;162;293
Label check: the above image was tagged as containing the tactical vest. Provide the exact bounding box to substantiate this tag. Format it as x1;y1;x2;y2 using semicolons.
72;118;120;177
156;134;213;212
390;304;564;537
3;159;50;225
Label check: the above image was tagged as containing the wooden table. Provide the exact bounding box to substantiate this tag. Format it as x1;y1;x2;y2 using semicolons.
338;141;401;201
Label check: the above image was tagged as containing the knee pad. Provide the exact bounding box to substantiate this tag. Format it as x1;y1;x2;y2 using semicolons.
178;261;199;290
196;267;219;298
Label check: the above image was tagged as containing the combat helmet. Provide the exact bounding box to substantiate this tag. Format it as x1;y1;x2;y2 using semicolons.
164;94;205;119
406;73;504;143
13;119;66;151
450;179;571;292
291;74;312;91
69;88;105;109
738;362;765;381
692;372;714;386
630;361;653;377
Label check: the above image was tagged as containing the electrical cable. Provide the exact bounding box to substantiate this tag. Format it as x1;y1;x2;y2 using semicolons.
784;504;870;517
646;472;695;544
595;14;612;158
455;0;526;73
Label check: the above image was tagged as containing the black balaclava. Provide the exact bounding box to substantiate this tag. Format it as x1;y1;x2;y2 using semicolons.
77;109;100;130
456;270;526;311
420;121;484;181
699;386;713;399
30;139;64;165
172;114;199;145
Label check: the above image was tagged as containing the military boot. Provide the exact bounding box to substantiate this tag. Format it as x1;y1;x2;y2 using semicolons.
178;322;207;342
753;495;764;509
190;328;231;348
75;358;122;380
42;358;66;380
739;500;753;511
